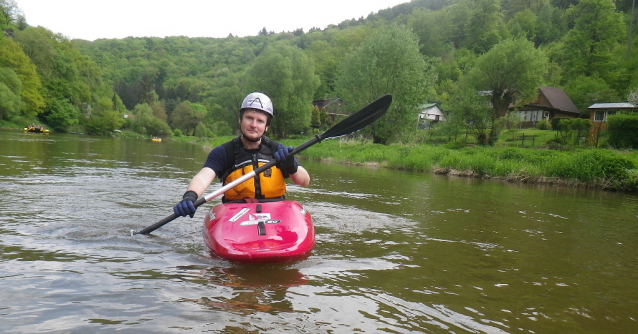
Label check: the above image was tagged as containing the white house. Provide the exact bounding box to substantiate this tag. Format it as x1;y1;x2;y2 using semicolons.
418;103;445;123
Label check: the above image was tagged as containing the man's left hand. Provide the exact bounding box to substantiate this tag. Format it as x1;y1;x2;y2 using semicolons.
274;145;298;174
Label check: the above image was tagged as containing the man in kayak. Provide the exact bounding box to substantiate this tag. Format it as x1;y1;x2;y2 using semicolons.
173;92;311;218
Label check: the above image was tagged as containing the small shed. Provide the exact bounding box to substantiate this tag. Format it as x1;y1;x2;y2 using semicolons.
587;103;638;144
418;103;445;123
588;103;637;125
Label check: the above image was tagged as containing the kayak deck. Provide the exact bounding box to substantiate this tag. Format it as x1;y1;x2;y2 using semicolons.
203;201;314;263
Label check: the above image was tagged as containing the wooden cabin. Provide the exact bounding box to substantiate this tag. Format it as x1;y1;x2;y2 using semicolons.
511;87;580;128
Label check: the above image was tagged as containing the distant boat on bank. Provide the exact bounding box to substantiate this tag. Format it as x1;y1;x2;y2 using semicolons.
24;125;49;133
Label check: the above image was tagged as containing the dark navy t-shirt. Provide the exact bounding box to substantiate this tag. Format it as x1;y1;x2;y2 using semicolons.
203;142;298;178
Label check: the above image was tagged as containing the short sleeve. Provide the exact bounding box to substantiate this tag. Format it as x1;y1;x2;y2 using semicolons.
203;145;228;177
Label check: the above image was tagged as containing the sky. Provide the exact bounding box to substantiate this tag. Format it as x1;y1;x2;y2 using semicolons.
14;0;409;41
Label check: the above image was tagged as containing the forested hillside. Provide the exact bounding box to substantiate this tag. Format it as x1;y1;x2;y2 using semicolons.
1;0;637;144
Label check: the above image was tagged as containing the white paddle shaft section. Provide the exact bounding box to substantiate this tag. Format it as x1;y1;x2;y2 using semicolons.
203;170;257;202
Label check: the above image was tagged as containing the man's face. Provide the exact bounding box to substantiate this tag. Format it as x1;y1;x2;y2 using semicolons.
240;109;269;141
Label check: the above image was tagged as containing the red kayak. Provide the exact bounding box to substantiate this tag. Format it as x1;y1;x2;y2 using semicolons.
203;201;314;263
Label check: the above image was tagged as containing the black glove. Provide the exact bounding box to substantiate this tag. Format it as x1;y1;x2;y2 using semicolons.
173;190;198;218
274;145;298;175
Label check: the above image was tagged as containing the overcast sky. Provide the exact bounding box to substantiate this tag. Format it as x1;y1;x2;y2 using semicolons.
15;0;409;41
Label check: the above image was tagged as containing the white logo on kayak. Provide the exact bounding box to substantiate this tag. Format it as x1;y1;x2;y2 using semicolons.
229;208;250;222
249;213;271;220
239;219;281;226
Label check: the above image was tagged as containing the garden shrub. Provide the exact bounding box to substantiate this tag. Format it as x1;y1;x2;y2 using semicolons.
607;113;638;149
536;119;551;130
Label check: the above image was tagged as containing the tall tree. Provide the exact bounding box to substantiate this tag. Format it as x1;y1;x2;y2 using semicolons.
443;83;500;145
557;0;625;78
0;67;23;119
170;102;201;135
0;0;19;28
465;0;509;53
14;26;103;113
245;42;320;138
335;23;436;144
468;37;548;118
0;35;44;116
409;8;455;57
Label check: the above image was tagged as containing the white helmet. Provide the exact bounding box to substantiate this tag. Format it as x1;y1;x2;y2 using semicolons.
240;92;274;118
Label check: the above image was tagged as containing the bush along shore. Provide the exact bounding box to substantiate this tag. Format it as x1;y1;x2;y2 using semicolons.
286;138;638;193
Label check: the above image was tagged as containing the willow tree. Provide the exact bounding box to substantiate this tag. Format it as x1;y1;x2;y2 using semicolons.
334;23;436;144
468;37;548;119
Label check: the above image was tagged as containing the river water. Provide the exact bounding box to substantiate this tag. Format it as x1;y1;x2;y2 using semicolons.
1;130;637;333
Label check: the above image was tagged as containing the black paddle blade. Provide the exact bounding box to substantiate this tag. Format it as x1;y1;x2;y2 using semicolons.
321;94;392;140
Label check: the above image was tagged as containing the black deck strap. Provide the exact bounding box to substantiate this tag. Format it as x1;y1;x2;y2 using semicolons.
257;221;266;235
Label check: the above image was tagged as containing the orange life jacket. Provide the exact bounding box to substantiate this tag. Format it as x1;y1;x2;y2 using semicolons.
220;136;286;202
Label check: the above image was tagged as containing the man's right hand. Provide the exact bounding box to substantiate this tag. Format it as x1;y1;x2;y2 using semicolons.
173;190;198;218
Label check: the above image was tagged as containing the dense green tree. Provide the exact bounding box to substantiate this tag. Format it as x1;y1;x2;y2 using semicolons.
465;0;509;53
194;122;211;138
556;0;625;79
45;99;79;130
85;110;125;135
14;27;103;114
443;83;501;145
507;8;537;41
170;102;202;135
534;2;567;45
305;40;340;98
502;0;549;18
137;73;155;105
245;42;320;138
409;8;455;57
0;67;23;119
311;105;322;131
0;35;45;117
564;75;619;113
0;0;19;28
335;24;436;144
131;103;171;136
468;37;548;118
150;103;168;122
202;70;246;133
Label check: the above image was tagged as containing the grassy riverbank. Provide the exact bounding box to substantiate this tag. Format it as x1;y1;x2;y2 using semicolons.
278;137;638;192
195;134;638;192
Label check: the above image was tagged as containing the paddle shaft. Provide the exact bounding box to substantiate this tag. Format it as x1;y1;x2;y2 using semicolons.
135;94;392;235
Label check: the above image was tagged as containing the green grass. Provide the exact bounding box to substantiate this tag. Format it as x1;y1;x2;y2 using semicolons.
282;137;638;192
